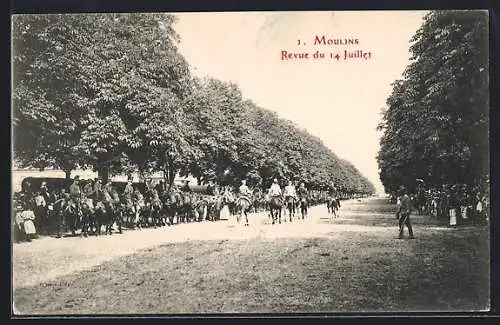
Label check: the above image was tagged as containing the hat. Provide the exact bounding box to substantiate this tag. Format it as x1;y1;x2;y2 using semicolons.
41;181;47;186
273;178;278;183
74;176;80;180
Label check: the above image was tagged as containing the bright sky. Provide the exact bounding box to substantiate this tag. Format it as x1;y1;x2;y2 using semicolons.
173;11;427;194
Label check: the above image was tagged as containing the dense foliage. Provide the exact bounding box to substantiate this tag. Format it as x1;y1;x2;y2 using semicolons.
377;11;489;194
12;13;375;194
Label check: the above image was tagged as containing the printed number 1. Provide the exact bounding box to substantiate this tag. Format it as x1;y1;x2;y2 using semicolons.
298;39;301;45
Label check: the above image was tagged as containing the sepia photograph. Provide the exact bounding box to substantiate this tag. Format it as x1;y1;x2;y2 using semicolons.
11;10;490;315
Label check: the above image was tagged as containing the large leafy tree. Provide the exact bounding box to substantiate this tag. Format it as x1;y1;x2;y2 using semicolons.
82;13;193;184
12;13;192;183
377;10;488;193
12;15;99;179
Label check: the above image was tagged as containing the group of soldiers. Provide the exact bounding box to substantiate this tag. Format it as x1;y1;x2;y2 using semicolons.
13;175;341;241
14;176;160;239
238;178;310;204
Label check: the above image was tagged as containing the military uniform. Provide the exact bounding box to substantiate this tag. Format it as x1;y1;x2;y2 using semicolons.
69;179;81;213
238;183;252;205
269;182;282;197
123;183;134;208
397;191;414;239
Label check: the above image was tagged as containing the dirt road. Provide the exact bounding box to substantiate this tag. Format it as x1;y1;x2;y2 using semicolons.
12;197;490;314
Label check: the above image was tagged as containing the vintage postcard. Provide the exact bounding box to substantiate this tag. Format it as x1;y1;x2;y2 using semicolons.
11;10;490;315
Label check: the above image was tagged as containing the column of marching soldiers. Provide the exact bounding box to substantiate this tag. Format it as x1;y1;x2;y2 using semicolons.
12;175;358;242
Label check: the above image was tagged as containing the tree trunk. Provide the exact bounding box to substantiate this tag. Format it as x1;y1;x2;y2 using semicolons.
64;170;71;181
168;167;175;190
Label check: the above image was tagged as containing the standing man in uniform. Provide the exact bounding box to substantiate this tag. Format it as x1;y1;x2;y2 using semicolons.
69;176;82;215
396;185;414;239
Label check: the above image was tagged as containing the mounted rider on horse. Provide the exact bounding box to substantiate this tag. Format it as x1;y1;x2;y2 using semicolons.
283;179;298;220
235;179;253;225
297;182;309;218
268;178;284;224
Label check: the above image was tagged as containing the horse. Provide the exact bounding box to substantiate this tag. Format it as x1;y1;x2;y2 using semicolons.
326;196;338;218
235;195;252;226
194;196;209;222
252;190;264;213
94;200;115;235
141;194;163;227
284;195;297;222
178;192;196;223
80;197;97;236
62;202;80;236
207;195;223;222
299;196;308;219
268;195;284;225
162;190;182;225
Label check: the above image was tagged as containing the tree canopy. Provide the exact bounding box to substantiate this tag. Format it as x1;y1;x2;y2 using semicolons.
377;10;488;194
12;13;375;194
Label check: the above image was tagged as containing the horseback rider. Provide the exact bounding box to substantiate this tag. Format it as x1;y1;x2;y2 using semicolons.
268;178;282;197
93;177;102;201
82;179;95;210
328;183;337;198
132;186;145;226
297;182;308;197
297;182;309;214
83;179;94;198
238;179;252;204
100;181;114;212
123;179;135;216
283;180;298;201
69;176;82;214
